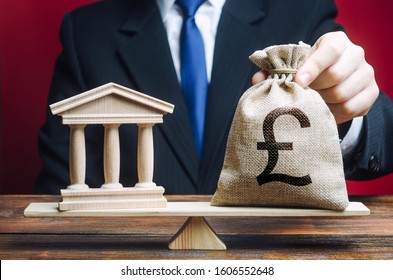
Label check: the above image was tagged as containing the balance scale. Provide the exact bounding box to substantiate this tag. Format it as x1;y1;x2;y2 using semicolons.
28;83;369;250
24;201;370;250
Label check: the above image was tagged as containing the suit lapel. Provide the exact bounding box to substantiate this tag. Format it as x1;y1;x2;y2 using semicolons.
114;0;268;193
199;0;268;193
116;0;199;188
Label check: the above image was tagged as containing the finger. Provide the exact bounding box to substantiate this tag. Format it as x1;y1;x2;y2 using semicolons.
317;64;373;104
295;32;346;87
252;71;267;85
310;45;365;90
327;83;379;124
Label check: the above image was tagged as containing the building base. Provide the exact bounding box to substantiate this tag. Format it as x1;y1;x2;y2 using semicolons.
58;186;167;211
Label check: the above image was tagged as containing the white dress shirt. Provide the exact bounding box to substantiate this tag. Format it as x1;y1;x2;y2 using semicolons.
156;0;225;83
155;0;362;155
340;116;363;157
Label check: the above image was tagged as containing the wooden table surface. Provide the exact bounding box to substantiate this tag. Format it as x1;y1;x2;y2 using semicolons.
1;195;393;260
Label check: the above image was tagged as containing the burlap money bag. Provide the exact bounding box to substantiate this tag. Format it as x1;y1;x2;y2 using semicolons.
211;43;349;210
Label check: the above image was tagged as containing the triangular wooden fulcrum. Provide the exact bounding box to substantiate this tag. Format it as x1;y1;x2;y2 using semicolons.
168;217;226;250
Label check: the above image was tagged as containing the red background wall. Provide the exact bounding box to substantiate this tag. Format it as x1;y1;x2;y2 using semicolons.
0;0;392;194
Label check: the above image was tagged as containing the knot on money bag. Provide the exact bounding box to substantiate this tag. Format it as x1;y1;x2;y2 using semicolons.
211;43;349;211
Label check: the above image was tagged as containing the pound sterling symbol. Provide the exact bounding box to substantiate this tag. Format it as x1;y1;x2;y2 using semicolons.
257;107;312;186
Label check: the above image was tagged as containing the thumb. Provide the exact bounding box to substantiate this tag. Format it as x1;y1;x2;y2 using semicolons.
295;44;320;88
295;32;345;87
252;71;267;85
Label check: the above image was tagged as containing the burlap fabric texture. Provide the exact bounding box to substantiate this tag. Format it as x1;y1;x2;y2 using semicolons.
211;43;349;211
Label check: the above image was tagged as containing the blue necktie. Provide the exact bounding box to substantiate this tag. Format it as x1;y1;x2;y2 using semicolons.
177;0;208;159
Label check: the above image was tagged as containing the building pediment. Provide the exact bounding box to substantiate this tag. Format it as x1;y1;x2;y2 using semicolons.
50;83;174;124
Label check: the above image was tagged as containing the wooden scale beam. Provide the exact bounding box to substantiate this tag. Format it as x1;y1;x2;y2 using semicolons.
26;83;370;250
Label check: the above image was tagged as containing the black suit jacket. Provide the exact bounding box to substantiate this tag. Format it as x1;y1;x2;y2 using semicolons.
35;0;393;194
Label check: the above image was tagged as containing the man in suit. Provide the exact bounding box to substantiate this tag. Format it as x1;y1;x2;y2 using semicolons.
35;0;393;194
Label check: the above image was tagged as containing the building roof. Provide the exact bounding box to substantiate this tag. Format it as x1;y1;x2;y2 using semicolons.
50;83;174;125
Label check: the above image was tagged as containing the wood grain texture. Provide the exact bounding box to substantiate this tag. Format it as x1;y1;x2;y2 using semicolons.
49;83;174;209
58;187;167;210
168;217;226;250
23;199;369;251
1;195;393;259
68;124;89;190
102;124;122;189
50;82;174;124
135;124;156;188
24;201;370;217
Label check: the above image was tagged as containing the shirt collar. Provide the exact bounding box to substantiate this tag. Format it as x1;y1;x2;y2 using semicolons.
156;0;226;21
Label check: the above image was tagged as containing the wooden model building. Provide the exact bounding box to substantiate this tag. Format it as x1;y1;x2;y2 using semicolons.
50;82;174;211
25;82;370;251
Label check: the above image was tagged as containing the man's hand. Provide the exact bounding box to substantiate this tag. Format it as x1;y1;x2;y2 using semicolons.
252;31;379;124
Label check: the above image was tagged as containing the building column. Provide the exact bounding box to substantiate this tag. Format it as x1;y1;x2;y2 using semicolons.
135;124;157;188
101;124;123;189
68;124;89;190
